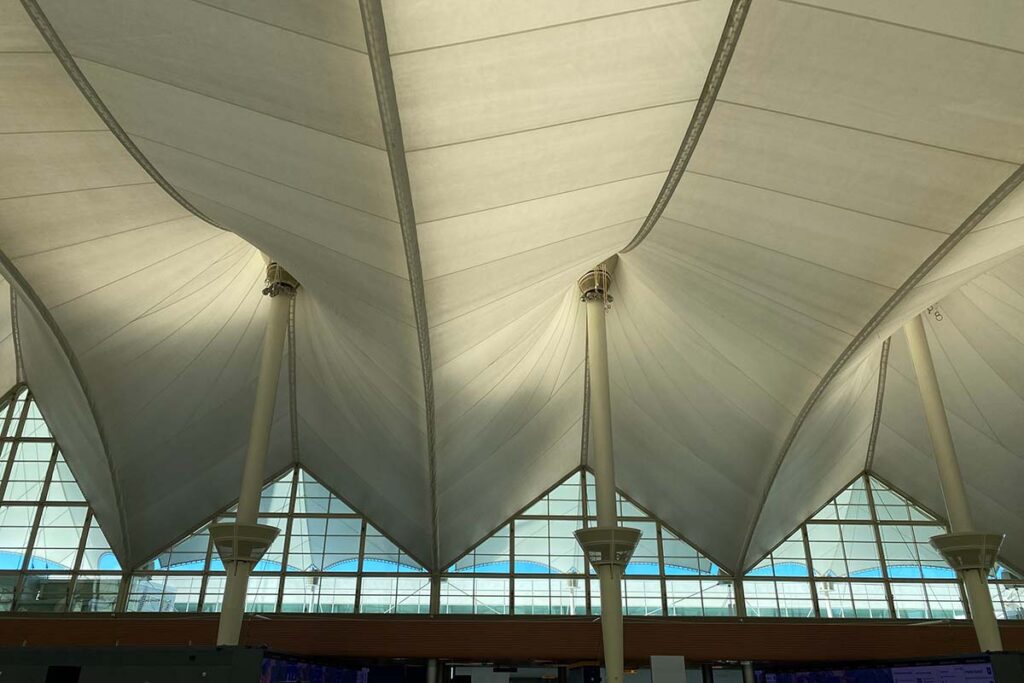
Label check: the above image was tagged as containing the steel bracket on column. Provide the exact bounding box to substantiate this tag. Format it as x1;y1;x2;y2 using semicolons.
262;261;299;297
575;526;642;568
578;269;613;303
931;532;1004;572
209;522;280;565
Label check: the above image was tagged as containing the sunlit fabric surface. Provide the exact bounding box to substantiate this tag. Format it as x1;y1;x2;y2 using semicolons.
0;0;1022;573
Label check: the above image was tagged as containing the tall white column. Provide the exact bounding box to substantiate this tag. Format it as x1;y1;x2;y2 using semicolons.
903;314;1003;651
216;263;295;646
586;292;625;683
575;269;641;683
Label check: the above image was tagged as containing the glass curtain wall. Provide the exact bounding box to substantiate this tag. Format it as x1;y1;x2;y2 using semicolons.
126;466;431;614
0;385;1021;620
0;387;121;612
439;471;736;617
744;474;1023;620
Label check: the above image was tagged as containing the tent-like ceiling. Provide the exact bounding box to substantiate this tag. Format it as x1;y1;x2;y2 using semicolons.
1;0;1022;574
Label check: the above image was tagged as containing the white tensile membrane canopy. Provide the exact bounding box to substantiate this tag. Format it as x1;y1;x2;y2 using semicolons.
0;0;1022;574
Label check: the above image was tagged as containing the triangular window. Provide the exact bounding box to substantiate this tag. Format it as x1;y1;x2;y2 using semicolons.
126;466;428;614
0;386;120;612
440;469;734;617
741;475;1022;620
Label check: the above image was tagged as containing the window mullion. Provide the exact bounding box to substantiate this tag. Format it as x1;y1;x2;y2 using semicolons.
0;394;32;501
276;466;299;612
65;508;93;609
508;519;516;613
657;523;668;616
580;477;593;614
354;518;367;613
14;444;59;611
800;525;821;617
865;476;897;618
197;527;216;612
0;389;20;439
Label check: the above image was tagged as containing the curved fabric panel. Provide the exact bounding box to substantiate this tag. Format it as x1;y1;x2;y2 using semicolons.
873;255;1024;569
7;0;1024;572
394;0;733;565
30;0;434;564
612;0;1024;570
1;0;297;567
14;295;121;553
293;289;432;566
744;347;882;571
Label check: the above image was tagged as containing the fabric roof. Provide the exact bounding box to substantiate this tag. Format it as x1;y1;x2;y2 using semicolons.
1;0;1022;572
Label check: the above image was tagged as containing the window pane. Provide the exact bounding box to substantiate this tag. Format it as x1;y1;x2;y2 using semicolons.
30;506;87;570
990;583;1024;620
288;516;360;572
514;577;586;615
245;575;280;612
360;576;431;614
127;574;203;612
362;526;424;573
69;574;121;612
662;532;709;576
251;516;287;571
439;577;509;615
743;580;814;618
817;581;889;618
46;458;84;502
281;575;355;613
666;579;735;617
293;470;352;514
0;505;35;569
17;573;72;611
449;526;510;573
747;531;809;578
258;472;294;514
3;447;50;502
0;574;16;611
524;473;582;517
624;522;659;576
149;529;210;571
79;522;120;571
622;579;662;616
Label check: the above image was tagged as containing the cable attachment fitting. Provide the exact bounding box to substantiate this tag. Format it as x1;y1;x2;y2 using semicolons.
262;261;299;297
578;268;613;305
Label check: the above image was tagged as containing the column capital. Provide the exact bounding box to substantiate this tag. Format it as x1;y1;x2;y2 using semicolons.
930;532;1004;572
575;526;642;568
262;261;299;297
578;268;612;303
208;522;280;565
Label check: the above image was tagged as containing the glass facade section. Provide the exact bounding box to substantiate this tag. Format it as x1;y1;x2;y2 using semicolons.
441;470;734;616
127;466;427;613
743;580;815;617
0;388;120;612
815;581;890;618
0;384;1020;622
438;577;510;615
740;475;1020;620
